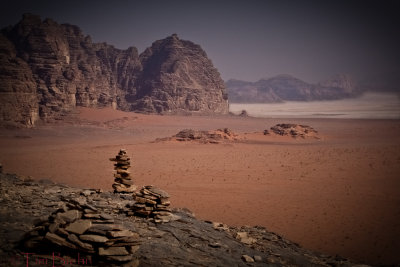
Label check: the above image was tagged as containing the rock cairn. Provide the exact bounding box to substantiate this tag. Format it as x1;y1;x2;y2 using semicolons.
21;198;140;266
109;149;176;223
130;185;173;223
110;149;137;193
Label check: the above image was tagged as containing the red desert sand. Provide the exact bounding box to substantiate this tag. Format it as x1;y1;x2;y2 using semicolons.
1;107;399;265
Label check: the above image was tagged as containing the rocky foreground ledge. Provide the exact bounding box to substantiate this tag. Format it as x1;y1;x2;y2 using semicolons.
0;172;367;266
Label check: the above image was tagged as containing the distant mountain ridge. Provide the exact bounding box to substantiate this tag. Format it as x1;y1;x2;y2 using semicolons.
226;74;361;103
0;14;228;127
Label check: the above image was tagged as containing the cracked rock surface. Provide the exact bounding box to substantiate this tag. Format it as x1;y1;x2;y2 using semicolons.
0;173;365;266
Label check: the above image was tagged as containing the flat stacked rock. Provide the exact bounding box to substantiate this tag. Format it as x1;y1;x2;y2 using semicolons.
21;198;140;266
131;186;173;223
110;149;137;193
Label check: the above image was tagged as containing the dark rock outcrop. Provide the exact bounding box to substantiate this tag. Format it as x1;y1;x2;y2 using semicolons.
157;128;239;144
226;74;361;103
238;109;249;117
0;172;363;266
0;14;228;127
265;123;319;139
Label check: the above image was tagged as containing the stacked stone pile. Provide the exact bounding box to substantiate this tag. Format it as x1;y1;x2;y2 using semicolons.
110;149;137;193
22;198;141;266
130;185;174;223
109;149;177;223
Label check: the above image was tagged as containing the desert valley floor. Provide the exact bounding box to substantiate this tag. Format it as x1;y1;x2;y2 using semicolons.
0;107;399;265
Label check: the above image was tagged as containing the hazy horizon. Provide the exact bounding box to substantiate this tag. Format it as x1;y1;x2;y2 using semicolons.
229;92;400;119
1;0;399;89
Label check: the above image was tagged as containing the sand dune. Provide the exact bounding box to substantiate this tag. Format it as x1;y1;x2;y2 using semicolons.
0;107;399;265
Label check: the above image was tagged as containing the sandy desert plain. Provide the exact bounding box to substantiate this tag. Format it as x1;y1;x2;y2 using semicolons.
0;107;399;265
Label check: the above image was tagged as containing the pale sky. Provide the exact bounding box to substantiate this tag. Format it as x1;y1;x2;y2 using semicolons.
1;0;399;88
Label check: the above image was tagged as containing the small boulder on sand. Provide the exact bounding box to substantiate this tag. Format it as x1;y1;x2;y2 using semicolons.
239;110;249;117
266;124;319;139
158;128;239;144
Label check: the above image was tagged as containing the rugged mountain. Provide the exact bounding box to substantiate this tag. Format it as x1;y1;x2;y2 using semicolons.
0;14;142;126
0;14;228;127
133;34;228;114
255;75;315;101
226;74;360;103
225;79;281;103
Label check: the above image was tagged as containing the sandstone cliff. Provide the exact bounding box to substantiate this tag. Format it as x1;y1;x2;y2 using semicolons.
0;14;228;127
0;32;38;127
134;34;228;114
226;74;361;103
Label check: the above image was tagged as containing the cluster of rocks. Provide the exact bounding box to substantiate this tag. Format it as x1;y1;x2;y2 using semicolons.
109;149;175;223
264;123;319;139
130;185;174;223
158;128;239;144
109;149;136;193
22;198;140;266
0;172;368;266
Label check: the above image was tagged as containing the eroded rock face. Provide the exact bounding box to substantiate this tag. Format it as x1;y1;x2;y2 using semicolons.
0;15;228;127
1;14;141;126
0;33;38;127
134;34;228;114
